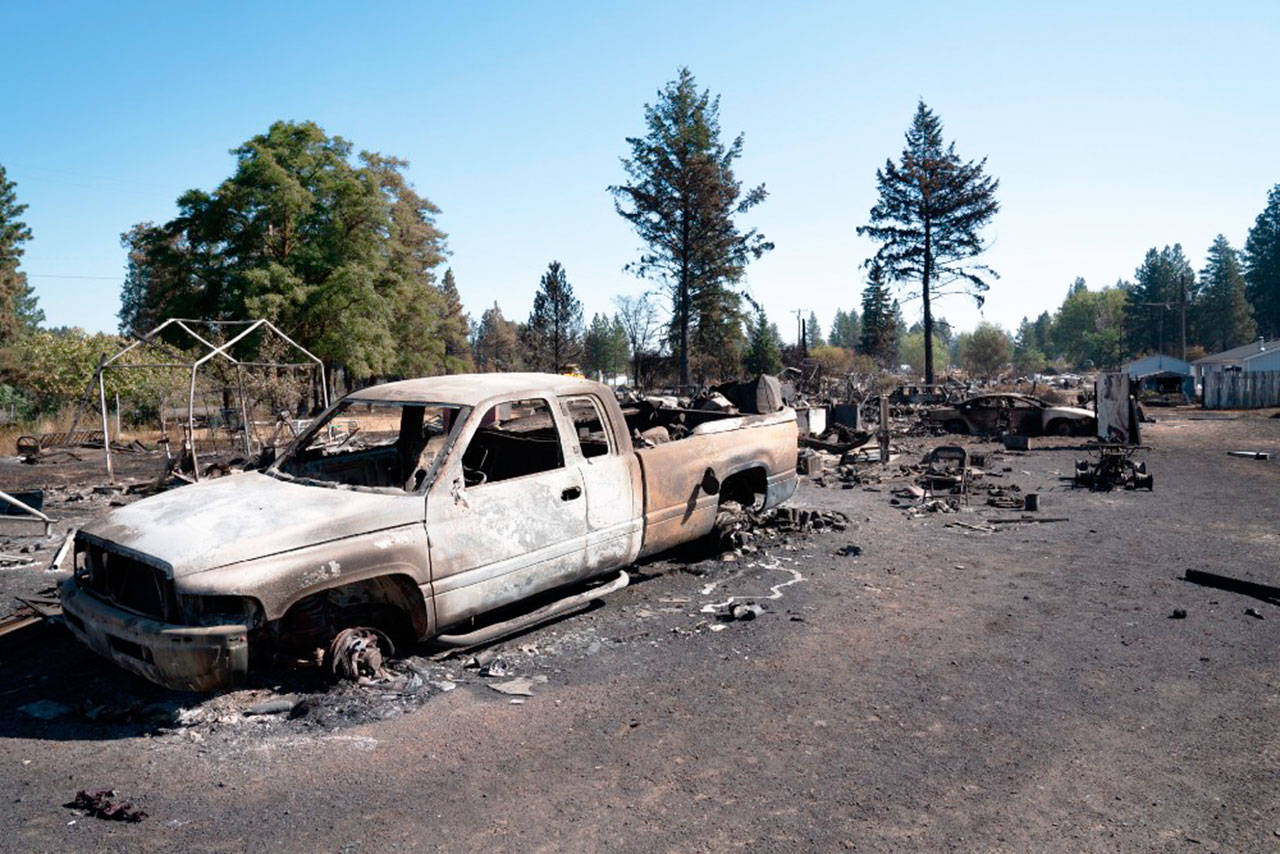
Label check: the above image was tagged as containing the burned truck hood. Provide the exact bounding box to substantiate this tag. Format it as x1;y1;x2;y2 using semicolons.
80;472;424;577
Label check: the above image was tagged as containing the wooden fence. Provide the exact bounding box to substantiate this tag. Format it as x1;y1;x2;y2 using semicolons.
1202;370;1280;409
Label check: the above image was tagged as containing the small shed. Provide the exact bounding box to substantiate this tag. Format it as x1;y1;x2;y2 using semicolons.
1123;354;1191;379
1124;354;1193;398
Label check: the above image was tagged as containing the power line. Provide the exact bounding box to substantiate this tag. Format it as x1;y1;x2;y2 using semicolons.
26;274;120;280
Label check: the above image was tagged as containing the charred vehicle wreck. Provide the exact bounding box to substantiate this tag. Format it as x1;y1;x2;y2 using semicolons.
60;373;798;691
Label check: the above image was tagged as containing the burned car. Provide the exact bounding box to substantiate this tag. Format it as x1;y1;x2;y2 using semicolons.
922;393;1096;437
60;373;798;691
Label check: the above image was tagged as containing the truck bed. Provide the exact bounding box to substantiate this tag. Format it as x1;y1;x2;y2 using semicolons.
633;409;797;558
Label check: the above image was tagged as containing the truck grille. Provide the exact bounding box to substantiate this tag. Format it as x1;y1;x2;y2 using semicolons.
80;541;178;622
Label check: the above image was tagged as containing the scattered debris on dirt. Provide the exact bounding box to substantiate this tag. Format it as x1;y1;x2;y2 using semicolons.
65;789;147;823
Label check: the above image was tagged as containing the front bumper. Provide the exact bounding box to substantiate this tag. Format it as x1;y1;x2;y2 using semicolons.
60;576;250;692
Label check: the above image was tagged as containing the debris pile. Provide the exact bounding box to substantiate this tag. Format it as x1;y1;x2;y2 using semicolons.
65;789;147;823
714;502;850;552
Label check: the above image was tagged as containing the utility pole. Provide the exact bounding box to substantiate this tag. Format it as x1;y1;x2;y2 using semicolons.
792;309;808;359
1179;270;1189;361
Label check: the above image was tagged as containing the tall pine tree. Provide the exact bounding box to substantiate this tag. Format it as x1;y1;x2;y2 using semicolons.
1243;184;1280;338
435;269;473;373
611;68;773;386
0;165;42;351
1125;245;1195;357
856;101;999;383
526;261;583;371
1195;235;1255;352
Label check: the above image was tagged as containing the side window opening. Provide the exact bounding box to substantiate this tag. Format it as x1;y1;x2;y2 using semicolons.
461;399;565;487
560;395;612;459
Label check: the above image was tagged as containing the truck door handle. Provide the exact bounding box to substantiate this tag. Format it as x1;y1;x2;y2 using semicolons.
561;486;582;501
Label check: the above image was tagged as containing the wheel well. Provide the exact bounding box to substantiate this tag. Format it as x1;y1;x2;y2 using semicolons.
719;466;767;509
275;574;427;651
944;419;969;435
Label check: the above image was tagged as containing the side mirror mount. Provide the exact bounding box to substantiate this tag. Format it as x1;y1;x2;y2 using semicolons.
700;468;720;496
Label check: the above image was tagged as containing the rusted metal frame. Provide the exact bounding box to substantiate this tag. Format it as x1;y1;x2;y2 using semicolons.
0;489;54;537
235;364;251;456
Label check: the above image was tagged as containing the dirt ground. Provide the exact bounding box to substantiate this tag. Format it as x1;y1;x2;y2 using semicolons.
0;408;1277;852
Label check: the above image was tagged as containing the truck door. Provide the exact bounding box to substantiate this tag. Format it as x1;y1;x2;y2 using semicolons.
425;397;588;628
558;394;643;571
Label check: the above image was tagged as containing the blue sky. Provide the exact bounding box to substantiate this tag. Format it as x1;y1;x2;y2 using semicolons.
5;1;1279;343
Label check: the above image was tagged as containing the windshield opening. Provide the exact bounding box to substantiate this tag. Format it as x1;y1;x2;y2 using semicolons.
274;400;467;493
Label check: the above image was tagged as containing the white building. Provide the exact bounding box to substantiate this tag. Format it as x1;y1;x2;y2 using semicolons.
1192;338;1280;383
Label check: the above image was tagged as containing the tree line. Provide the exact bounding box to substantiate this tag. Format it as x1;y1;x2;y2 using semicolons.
2;74;1279;420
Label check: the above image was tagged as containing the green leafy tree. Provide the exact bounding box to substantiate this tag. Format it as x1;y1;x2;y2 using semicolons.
827;308;860;348
1194;235;1256;353
856;101;1000;383
611;68;773;386
858;262;897;367
1050;278;1126;368
118;121;448;382
0;165;43;355
1243;184;1280;337
526;261;583;371
744;307;783;375
958;322;1011;378
472;302;522;372
900;331;948;378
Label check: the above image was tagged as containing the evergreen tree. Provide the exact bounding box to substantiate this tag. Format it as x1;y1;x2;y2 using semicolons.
0;165;42;350
473;302;522;371
1243;184;1280;337
827;308;861;348
1032;311;1053;356
526;261;583;371
858;262;897;367
744;307;782;375
1195;235;1256;352
805;311;823;350
1124;245;1195;357
611;68;773;386
856;101;1000;383
436;268;473;373
1013;316;1046;374
582;312;631;377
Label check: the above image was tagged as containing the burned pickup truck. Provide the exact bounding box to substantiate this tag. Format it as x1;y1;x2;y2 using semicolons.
61;373;797;691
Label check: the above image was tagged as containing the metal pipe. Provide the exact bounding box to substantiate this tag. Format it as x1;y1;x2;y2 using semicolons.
188;364;200;481
236;364;251;456
0;489;54;538
98;369;113;481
